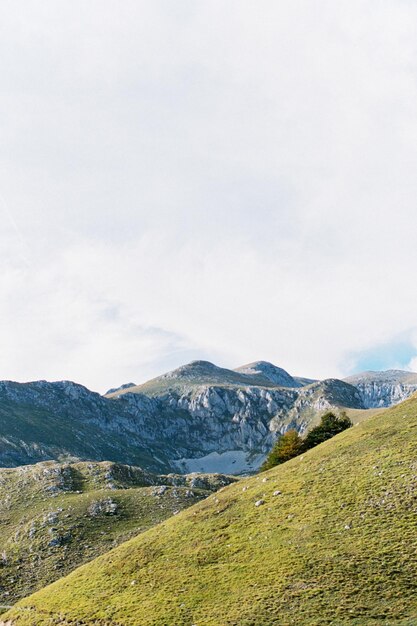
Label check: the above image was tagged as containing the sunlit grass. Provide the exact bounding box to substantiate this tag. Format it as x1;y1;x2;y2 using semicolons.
4;395;417;625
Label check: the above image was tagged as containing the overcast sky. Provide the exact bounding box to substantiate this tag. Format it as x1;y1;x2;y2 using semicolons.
1;1;417;392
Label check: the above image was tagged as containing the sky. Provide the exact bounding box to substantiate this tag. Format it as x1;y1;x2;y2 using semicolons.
1;1;417;392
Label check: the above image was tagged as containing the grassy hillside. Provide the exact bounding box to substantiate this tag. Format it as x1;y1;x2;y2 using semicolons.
4;395;417;625
0;461;236;609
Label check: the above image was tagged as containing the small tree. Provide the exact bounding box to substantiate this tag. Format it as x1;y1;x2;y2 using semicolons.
260;429;303;471
302;411;352;451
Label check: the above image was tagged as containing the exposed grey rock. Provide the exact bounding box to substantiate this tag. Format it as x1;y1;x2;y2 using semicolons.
344;370;417;408
87;498;118;517
151;485;168;496
0;374;362;474
48;533;71;547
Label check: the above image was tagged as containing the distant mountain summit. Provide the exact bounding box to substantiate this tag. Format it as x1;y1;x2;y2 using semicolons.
105;382;136;395
106;360;301;398
346;369;417;383
233;361;300;387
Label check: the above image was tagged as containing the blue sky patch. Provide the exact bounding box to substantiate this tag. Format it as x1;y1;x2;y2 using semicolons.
349;336;416;374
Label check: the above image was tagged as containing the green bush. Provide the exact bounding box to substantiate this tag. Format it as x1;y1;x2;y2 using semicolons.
302;411;352;451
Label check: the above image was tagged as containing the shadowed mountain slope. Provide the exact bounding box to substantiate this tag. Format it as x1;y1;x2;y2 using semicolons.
0;380;168;471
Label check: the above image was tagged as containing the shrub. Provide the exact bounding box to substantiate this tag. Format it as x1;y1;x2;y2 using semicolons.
260;429;303;471
302;411;353;451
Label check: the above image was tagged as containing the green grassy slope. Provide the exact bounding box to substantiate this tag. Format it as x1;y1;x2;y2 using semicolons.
0;461;236;609
4;395;417;626
345;406;389;423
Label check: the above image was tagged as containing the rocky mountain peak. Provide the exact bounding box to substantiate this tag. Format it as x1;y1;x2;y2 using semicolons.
345;369;417;384
162;360;219;380
105;382;137;396
234;361;299;387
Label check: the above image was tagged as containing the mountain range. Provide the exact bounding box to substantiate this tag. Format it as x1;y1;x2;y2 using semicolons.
1;360;417;474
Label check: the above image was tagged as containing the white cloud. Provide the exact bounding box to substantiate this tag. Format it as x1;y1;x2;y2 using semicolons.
0;1;417;390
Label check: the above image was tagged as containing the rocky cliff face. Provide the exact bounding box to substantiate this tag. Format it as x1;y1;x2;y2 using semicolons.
107;363;365;473
344;370;417;408
0;363;414;474
143;378;362;473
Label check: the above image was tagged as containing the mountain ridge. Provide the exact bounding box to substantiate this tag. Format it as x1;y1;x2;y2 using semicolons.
106;360;302;398
0;362;416;474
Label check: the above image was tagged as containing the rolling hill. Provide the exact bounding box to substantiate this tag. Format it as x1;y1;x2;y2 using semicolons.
0;460;236;608
3;393;417;625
